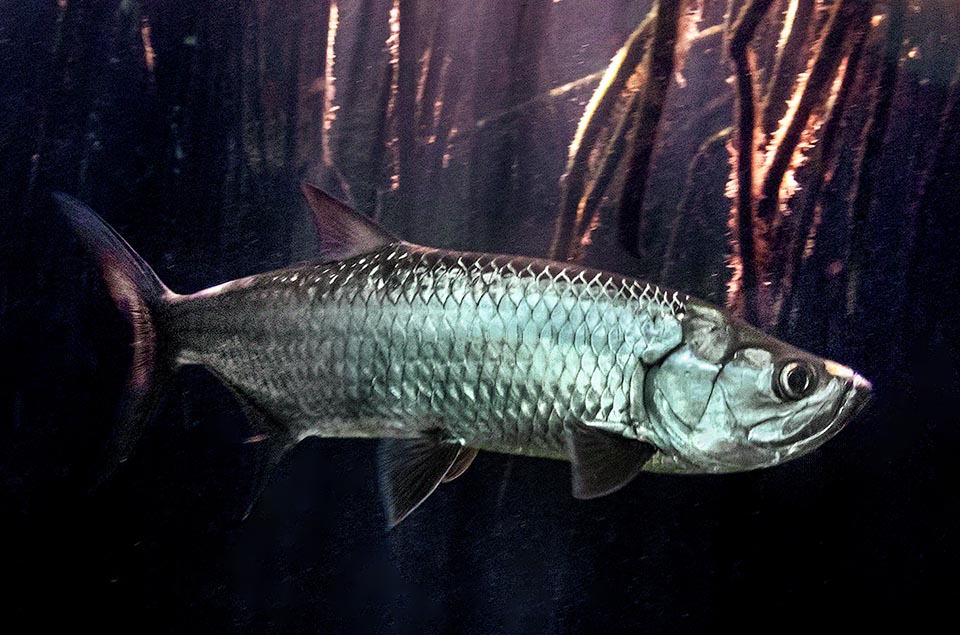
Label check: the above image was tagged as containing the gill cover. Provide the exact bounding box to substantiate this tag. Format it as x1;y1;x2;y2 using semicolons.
645;302;866;472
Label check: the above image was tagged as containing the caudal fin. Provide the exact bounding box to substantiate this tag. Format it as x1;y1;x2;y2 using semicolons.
52;192;176;480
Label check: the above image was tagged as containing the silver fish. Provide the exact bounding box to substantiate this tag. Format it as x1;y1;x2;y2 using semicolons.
54;184;872;526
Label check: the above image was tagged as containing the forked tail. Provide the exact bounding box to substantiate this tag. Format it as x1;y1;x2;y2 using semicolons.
52;193;177;480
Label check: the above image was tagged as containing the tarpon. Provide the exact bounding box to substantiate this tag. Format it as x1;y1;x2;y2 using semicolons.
53;184;872;526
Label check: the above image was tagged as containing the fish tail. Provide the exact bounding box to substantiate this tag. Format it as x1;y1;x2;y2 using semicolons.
52;192;177;481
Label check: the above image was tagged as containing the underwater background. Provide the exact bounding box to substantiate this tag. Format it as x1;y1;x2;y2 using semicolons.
1;0;958;632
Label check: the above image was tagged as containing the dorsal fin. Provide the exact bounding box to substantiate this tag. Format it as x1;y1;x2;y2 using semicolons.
300;182;399;262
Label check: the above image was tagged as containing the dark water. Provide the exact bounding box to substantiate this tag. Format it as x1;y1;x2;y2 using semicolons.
2;1;959;632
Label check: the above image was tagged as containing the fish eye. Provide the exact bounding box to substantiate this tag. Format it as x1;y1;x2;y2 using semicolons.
776;361;817;400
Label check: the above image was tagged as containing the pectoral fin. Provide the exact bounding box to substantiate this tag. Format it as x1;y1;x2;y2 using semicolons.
564;422;656;499
378;437;469;527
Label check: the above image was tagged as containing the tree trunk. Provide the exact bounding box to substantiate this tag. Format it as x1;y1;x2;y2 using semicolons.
617;0;685;261
727;0;778;325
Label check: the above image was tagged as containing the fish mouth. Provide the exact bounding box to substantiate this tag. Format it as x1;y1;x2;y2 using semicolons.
824;361;873;424
786;368;873;455
746;366;872;464
834;372;873;424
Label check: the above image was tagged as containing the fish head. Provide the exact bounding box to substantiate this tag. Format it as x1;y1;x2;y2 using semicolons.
643;302;872;473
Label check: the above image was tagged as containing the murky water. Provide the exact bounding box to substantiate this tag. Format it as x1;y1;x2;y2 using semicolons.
1;1;958;631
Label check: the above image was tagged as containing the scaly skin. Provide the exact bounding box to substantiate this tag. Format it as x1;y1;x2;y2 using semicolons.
165;243;688;462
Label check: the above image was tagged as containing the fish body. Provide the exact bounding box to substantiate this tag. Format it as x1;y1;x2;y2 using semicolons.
54;185;872;525
167;244;683;461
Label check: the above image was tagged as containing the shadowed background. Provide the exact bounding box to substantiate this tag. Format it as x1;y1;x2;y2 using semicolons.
1;0;959;632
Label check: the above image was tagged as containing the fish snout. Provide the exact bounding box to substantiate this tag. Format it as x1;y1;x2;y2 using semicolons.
844;374;873;420
825;360;873;420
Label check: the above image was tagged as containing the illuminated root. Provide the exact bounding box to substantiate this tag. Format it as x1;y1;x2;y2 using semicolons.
549;8;657;261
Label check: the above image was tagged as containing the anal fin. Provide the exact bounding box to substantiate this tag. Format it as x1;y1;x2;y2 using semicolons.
565;422;656;499
222;384;297;519
378;437;468;528
242;430;296;520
